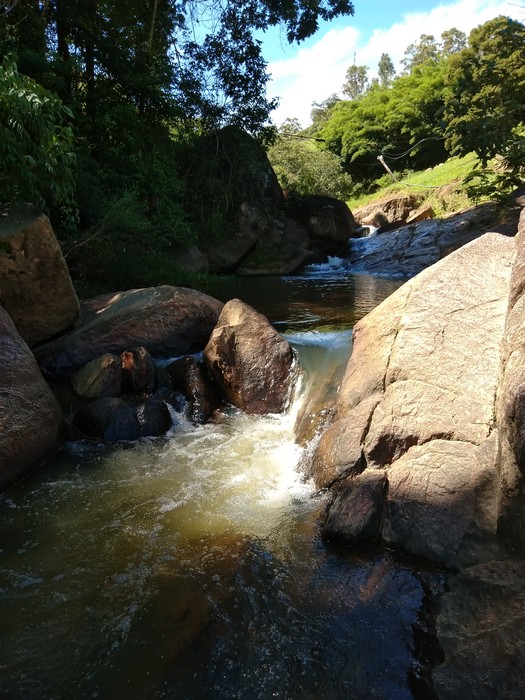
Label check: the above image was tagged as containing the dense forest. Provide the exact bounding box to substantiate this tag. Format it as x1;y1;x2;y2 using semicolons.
269;16;525;202
1;3;524;294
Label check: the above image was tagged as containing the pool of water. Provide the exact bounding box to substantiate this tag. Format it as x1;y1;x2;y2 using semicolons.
0;269;436;699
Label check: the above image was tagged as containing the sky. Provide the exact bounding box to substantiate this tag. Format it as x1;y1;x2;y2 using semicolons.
262;0;525;127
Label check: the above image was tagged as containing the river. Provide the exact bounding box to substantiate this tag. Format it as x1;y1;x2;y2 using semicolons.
0;265;441;699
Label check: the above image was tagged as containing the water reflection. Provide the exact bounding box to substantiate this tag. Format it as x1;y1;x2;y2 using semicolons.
202;269;402;331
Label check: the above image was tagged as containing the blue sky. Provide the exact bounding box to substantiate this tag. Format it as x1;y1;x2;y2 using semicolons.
261;0;525;127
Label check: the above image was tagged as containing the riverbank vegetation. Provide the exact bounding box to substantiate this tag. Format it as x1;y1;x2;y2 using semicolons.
1;6;524;295
270;16;525;212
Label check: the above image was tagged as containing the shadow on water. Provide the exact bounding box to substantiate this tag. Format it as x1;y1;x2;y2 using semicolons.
0;269;441;699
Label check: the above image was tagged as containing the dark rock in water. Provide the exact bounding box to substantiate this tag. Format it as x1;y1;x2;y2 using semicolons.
204;299;295;415
153;386;187;413
167;356;220;423
72;397;139;442
121;346;157;395
323;470;388;545
71;353;123;399
135;398;172;437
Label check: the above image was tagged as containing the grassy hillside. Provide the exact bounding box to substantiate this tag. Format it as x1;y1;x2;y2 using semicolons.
347;153;482;216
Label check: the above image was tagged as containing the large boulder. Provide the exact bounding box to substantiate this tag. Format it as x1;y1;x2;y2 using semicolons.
0;306;64;487
353;193;421;230
285;194;356;253
348;202;520;278
0;203;80;346
495;207;525;546
204;299;296;414
314;231;515;568
35;285;223;379
236;216;310;275
433;560;525;699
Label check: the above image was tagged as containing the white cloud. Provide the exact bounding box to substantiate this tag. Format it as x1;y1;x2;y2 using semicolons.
267;0;523;127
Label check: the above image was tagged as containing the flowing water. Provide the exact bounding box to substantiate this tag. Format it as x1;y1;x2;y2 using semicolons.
0;266;435;699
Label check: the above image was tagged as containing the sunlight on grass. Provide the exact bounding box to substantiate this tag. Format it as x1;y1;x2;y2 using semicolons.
347;154;480;213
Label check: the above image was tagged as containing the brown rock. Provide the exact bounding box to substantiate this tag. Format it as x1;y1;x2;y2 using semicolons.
0;203;80;346
35;285;223;379
406;204;434;224
121;346;157;395
204;299;296;414
353;194;420;228
0;306;63;487
311;232;515;567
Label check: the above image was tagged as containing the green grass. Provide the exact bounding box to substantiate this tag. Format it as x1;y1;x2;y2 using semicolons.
347;153;481;215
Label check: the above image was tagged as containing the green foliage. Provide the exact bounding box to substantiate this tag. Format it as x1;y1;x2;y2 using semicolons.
0;58;75;213
268;124;353;199
444;16;525;199
401;34;440;73
444;17;525;162
0;0;356;291
316;60;448;185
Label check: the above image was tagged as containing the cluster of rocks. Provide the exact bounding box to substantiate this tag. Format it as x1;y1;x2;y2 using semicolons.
0;204;297;488
57;296;297;444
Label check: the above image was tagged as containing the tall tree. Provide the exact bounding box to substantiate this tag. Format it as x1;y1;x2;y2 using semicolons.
440;27;466;56
377;53;395;87
444;15;525;189
401;34;439;73
342;62;368;99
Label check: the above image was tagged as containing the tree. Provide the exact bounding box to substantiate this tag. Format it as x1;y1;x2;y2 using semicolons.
268;122;353;199
316;60;448;185
441;28;466;57
342;62;369;99
444;16;525;165
377;53;395;88
401;34;439;73
0;59;75;213
310;93;340;130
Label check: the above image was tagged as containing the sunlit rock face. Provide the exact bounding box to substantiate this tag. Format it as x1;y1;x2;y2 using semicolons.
314;231;515;568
